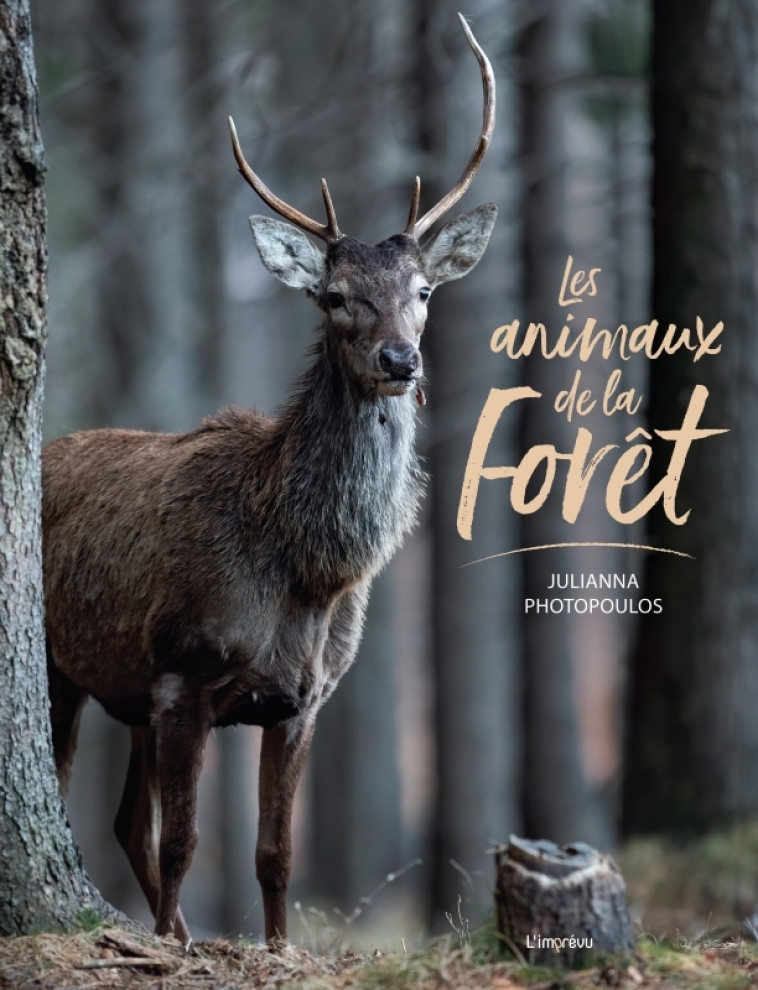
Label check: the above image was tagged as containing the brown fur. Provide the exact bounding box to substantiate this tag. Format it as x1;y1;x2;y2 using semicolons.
44;215;495;944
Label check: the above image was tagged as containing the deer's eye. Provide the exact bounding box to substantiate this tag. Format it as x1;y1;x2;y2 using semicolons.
326;291;344;309
419;287;431;302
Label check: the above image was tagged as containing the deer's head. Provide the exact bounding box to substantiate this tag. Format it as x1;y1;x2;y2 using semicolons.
230;14;497;399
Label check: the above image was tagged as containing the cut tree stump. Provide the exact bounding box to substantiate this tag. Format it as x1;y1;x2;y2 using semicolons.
494;836;634;968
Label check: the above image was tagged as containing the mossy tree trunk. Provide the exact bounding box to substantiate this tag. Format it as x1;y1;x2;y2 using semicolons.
0;0;112;934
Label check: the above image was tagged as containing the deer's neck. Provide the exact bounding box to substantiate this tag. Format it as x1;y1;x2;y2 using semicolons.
270;336;422;597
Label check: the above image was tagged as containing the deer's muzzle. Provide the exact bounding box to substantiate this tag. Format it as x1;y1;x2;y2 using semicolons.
378;340;421;382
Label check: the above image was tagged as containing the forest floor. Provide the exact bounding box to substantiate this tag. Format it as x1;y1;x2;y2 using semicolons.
2;923;758;990
5;826;758;989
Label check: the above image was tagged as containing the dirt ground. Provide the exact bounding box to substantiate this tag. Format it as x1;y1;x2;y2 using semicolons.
2;924;758;990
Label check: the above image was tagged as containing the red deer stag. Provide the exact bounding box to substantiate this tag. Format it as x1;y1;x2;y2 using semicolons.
43;13;496;946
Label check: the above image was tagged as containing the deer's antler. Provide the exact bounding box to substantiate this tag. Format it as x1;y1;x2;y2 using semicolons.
229;117;342;244
406;13;496;239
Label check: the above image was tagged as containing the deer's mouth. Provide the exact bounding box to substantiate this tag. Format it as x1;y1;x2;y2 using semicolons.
375;376;418;397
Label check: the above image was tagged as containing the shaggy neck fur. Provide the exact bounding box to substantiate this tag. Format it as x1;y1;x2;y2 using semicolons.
268;328;423;599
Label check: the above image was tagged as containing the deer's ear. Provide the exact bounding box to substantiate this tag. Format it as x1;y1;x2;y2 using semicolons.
249;216;326;292
420;204;497;288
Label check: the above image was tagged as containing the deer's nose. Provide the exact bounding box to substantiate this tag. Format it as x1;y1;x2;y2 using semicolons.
378;340;420;380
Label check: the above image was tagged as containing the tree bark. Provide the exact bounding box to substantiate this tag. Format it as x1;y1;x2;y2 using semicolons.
0;0;112;934
624;0;758;833
495;836;633;967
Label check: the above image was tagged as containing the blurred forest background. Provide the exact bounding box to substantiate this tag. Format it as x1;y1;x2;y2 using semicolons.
29;0;758;945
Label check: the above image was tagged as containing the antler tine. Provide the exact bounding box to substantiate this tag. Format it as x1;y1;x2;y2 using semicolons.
405;177;421;235
320;179;341;240
411;13;496;240
229;117;341;243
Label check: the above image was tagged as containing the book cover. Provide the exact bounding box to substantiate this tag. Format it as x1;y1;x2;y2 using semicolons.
29;0;756;953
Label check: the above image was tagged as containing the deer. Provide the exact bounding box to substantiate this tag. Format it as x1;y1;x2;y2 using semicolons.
42;13;496;947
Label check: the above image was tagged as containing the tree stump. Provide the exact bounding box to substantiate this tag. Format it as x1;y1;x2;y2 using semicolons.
494;836;634;967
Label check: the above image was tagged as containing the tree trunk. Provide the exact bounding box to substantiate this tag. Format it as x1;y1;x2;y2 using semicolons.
624;0;758;833
306;0;407;917
0;0;112;933
85;0;156;428
518;0;621;851
414;1;523;928
177;0;227;410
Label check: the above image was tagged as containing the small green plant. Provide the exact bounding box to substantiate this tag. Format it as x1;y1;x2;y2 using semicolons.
75;907;103;933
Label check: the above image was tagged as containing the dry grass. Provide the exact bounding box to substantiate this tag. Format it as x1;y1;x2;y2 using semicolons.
3;924;758;990
0;926;365;990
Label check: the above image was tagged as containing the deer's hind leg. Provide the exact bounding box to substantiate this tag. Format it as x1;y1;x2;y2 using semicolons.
47;644;89;796
114;726;191;945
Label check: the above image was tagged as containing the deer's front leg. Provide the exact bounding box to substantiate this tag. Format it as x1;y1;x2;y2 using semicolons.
256;712;316;943
153;687;211;942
